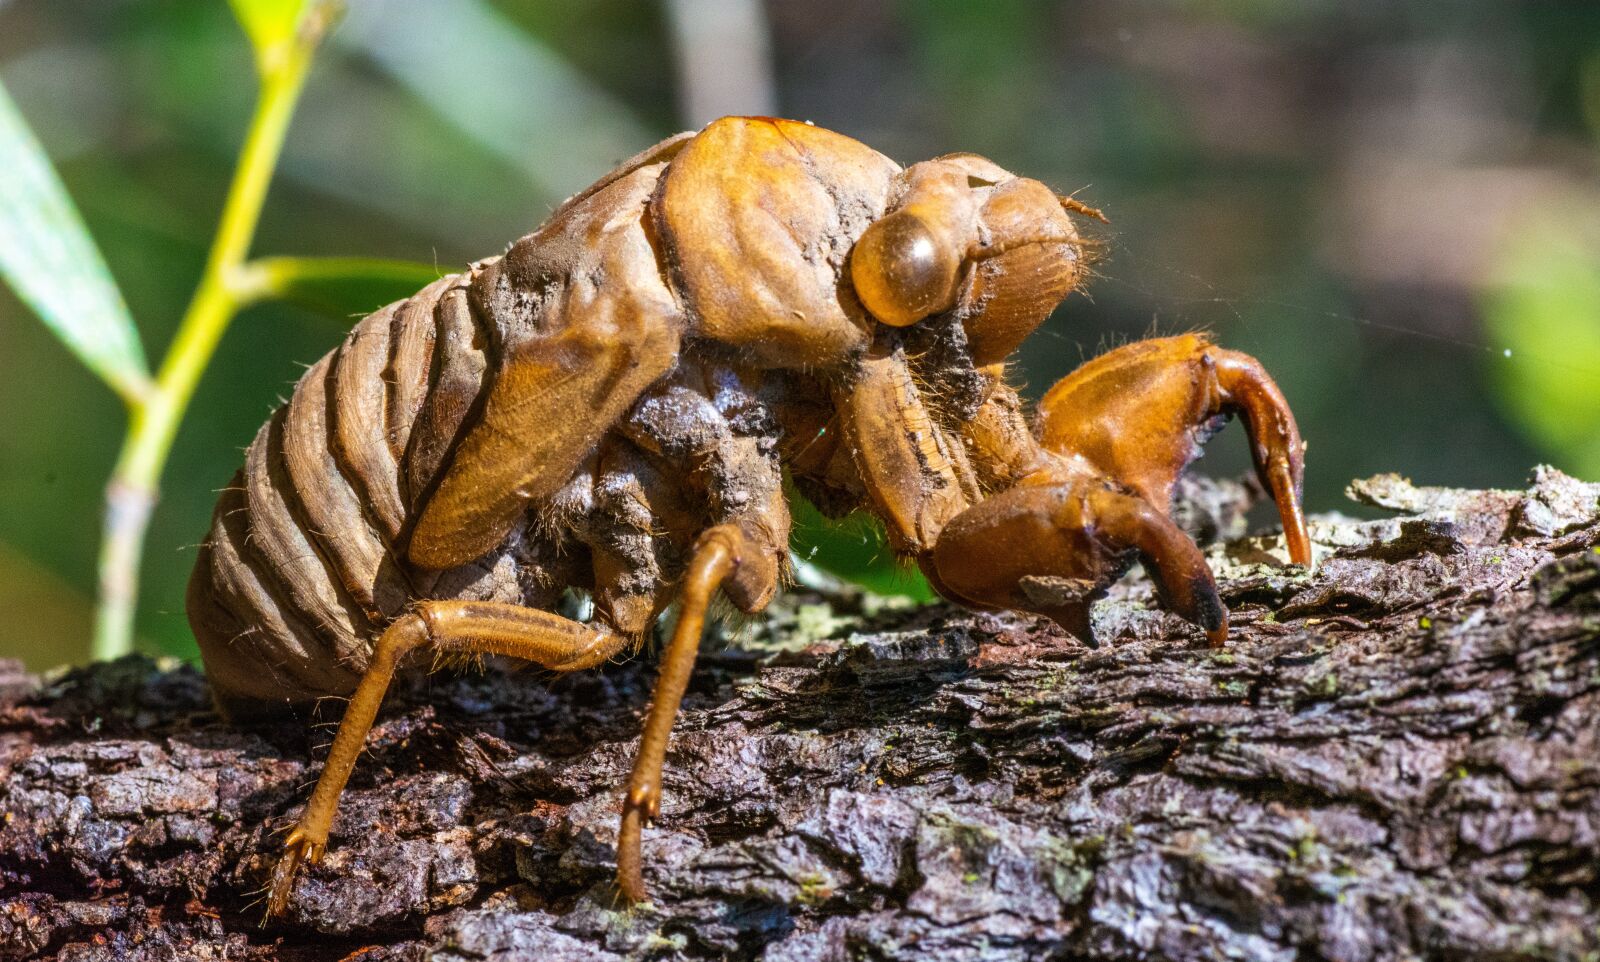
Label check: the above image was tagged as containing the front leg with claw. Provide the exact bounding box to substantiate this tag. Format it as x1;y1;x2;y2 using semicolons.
926;334;1311;646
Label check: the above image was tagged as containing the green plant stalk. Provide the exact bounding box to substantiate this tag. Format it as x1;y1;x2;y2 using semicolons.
91;38;319;661
235;255;440;296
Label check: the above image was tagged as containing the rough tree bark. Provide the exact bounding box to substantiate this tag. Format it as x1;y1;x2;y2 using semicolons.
2;468;1598;962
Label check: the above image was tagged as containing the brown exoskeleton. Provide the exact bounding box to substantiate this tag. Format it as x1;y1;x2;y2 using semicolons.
186;117;1310;916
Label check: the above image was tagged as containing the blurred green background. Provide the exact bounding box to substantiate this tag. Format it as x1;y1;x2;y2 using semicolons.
3;0;1599;669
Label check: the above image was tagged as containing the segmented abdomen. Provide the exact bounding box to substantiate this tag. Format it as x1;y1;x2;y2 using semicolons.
188;268;566;709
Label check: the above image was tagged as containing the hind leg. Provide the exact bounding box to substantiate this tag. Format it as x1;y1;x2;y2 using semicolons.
267;602;632;917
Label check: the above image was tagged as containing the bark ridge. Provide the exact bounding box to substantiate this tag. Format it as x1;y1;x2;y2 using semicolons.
2;468;1598;961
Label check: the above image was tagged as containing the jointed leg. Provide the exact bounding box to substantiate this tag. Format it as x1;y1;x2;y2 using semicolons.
927;334;1309;648
267;602;631;917
1085;486;1228;646
1211;350;1311;565
928;476;1227;646
831;347;973;554
1035;334;1311;566
615;523;764;902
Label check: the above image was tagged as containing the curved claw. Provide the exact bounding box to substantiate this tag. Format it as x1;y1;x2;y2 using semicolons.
1035;335;1312;568
929;476;1229;646
1085;485;1229;646
266;825;326;919
1212;351;1311;566
616;775;662;901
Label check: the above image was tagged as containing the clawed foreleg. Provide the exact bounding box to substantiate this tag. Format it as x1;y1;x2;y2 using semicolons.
924;334;1309;647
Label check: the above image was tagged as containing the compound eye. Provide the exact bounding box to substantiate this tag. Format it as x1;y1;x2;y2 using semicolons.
850;210;961;327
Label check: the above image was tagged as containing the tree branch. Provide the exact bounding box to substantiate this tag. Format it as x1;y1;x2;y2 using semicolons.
7;468;1599;960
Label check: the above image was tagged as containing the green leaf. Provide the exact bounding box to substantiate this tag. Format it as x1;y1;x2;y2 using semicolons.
1481;218;1600;479
229;0;311;72
0;82;150;404
789;497;936;601
241;256;443;321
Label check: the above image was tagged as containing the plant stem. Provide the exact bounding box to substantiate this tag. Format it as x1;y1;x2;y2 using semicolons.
91;30;321;662
235;256;442;297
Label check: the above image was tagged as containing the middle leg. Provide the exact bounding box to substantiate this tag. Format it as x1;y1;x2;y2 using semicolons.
614;517;784;902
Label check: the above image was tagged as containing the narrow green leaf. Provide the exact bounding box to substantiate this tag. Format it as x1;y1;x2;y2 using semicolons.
228;0;311;72
241;256;443;321
0;82;150;404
